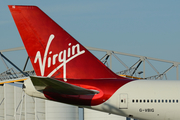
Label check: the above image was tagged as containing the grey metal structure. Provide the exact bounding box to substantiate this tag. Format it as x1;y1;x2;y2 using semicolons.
86;46;180;80
0;46;179;120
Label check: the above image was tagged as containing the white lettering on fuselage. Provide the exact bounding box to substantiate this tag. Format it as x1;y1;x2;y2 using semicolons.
34;34;85;81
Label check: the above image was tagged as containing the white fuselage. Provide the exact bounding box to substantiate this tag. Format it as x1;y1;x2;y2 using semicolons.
89;80;180;120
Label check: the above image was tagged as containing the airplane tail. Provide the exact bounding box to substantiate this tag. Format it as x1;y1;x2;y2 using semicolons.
8;5;121;79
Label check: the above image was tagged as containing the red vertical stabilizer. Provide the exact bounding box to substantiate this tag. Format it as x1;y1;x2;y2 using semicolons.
9;5;122;79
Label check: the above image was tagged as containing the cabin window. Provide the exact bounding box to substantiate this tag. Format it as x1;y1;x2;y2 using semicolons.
131;99;179;104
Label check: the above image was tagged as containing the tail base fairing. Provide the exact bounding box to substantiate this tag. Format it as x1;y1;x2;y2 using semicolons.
25;76;132;106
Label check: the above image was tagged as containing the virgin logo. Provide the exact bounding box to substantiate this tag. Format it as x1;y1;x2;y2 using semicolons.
34;34;85;81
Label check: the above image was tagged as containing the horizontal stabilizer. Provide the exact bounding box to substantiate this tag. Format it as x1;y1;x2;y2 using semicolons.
30;76;99;95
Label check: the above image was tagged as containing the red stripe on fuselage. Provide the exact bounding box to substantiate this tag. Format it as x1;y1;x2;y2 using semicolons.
43;78;133;106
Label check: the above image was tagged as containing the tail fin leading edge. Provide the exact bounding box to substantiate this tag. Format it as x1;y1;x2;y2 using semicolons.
9;5;120;79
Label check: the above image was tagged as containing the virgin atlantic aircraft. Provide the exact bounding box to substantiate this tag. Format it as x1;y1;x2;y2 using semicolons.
8;5;180;120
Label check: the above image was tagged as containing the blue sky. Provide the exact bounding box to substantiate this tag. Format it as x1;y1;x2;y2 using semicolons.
0;1;180;79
